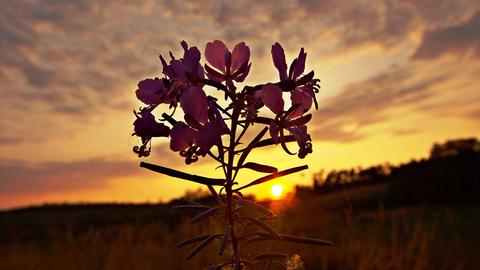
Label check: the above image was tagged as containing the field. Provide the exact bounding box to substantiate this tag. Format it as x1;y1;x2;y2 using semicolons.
1;183;479;270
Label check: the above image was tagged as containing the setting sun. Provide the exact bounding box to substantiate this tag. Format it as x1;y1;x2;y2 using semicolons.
271;184;284;198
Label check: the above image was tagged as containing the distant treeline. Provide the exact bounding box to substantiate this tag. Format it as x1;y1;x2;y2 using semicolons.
296;137;480;203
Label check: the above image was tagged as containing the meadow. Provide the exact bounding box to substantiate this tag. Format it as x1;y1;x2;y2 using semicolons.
1;183;478;270
1;139;479;269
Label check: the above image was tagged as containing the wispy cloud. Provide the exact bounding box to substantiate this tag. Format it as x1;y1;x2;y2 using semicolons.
1;0;480;208
413;11;480;59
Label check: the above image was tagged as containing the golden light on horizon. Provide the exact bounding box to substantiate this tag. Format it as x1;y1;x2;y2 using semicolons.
271;184;284;198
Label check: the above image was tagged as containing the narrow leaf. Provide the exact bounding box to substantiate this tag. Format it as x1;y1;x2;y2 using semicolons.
235;165;308;191
185;235;216;260
239;216;282;241
296;70;315;85
234;252;241;270
237;127;268;168
253;135;296;148
177;234;212;248
280;234;333;246
140;162;226;186
251;117;272;125
191;206;221;224
173;205;210;211
288;114;312;127
218;225;231;255
251;253;288;262
236;199;273;217
263;258;272;270
241;162;278;173
207;262;231;270
207;185;223;205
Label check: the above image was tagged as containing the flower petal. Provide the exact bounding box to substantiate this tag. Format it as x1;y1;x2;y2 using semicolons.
289;125;308;144
135;78;167;105
234;63;251;82
171;59;188;79
288;88;312;119
271;43;288;81
261;84;284;115
292;48;306;80
269;122;280;143
205;40;228;72
197;121;222;151
170;122;197;152
231;42;250;72
134;110;170;142
180;86;208;124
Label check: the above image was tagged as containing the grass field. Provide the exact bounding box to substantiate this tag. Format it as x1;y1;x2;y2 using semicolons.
1;184;479;270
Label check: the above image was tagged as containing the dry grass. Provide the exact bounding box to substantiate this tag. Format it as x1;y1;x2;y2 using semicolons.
0;184;478;270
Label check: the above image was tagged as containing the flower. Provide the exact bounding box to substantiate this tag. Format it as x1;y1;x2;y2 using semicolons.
271;42;318;110
180;86;209;124
132;110;170;157
204;40;251;86
170;100;228;164
158;41;205;107
135;78;169;105
261;84;313;158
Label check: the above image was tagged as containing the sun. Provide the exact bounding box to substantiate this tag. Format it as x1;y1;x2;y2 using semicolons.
271;184;284;198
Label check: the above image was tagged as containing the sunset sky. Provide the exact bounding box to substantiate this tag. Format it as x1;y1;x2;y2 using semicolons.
1;0;479;209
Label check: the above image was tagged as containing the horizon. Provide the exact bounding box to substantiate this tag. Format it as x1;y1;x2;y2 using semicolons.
1;0;480;210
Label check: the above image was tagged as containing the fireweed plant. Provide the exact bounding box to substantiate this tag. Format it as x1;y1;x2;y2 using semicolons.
132;40;332;269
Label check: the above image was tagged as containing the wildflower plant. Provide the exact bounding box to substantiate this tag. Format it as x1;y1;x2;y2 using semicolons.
132;40;332;269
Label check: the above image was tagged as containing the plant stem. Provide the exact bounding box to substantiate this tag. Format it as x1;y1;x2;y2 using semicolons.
226;102;241;268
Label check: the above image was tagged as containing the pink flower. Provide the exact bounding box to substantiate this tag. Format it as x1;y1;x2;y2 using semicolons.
158;41;205;106
180;86;208;124
271;42;318;110
261;84;313;158
169;101;228;164
204;40;251;84
132;110;170;157
135;78;169;105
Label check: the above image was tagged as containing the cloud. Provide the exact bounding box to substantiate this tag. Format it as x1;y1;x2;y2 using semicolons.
412;10;480;59
0;158;139;194
1;0;478;145
0;139;218;194
311;64;451;142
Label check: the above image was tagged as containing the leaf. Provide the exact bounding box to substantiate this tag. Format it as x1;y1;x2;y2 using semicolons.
251;117;272;125
234;252;241;270
280;234;333;246
253;135;296;148
241;162;278;173
235;165;308;191
185;235;216;260
172;205;210;211
237;127;269;168
288;114;312;127
140;162;226;186
207;262;231;270
207;185;223;205
177;234;213;248
239;216;282;241
218;225;231;255
250;252;288;262
236;199;273;217
190;206;221;224
263;258;272;270
296;70;315;85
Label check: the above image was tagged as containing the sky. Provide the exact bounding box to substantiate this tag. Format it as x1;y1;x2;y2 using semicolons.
1;0;479;209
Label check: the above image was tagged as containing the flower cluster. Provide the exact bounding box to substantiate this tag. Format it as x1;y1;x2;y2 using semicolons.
132;40;320;163
131;40;329;270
